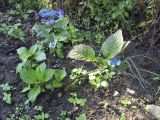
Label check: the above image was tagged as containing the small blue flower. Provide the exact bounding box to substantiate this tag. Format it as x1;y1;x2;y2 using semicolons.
57;9;64;18
49;10;58;17
39;9;50;15
108;58;121;67
48;19;55;25
58;9;64;15
41;18;47;24
49;41;57;48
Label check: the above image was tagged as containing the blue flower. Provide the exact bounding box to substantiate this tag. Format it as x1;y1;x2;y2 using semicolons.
41;18;47;24
48;19;55;25
49;10;59;17
39;9;50;18
59;9;64;15
38;9;64;19
108;58;121;67
49;41;57;48
57;9;64;18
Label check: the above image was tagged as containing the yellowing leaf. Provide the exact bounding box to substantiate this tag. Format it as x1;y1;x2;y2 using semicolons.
68;44;95;61
101;29;124;59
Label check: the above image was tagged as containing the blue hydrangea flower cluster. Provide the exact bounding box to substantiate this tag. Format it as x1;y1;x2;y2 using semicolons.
108;58;121;67
38;9;64;25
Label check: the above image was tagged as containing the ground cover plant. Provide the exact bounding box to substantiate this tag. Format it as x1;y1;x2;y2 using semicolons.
0;0;160;120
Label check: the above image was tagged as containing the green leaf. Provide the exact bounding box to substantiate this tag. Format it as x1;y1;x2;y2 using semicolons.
68;98;75;105
76;98;87;106
16;63;24;74
101;29;124;59
100;81;109;87
35;51;46;61
120;113;126;120
43;69;55;82
17;47;27;55
28;86;41;102
68;44;95;61
54;69;66;81
36;71;44;83
53;17;69;29
21;85;30;93
51;80;62;88
3;93;11;104
20;68;37;84
28;44;38;55
17;44;37;62
76;114;87;120
36;62;46;72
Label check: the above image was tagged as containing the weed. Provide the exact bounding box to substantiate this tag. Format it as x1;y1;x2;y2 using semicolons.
120;112;126;120
58;111;70;120
0;23;25;42
69;67;88;87
120;98;132;107
0;83;11;104
68;92;86;106
76;113;87;120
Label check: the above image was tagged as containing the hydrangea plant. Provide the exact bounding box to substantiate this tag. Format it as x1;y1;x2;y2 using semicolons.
68;30;130;89
32;9;78;58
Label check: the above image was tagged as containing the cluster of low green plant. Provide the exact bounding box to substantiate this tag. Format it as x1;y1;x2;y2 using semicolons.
6;104;50;120
16;40;66;102
16;46;66;102
68;67;88;88
0;83;12;104
70;0;159;46
0;23;25;42
3;0;47;12
70;0;134;45
68;92;86;106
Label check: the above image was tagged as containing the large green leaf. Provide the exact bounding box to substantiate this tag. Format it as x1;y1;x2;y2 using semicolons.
51;80;62;88
16;63;24;74
36;62;46;72
43;69;55;82
54;69;66;81
68;44;95;61
28;85;41;102
20;68;37;84
35;51;46;61
101;29;124;59
36;71;44;83
76;114;87;120
17;47;27;55
53;17;69;29
17;44;37;62
28;44;38;55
